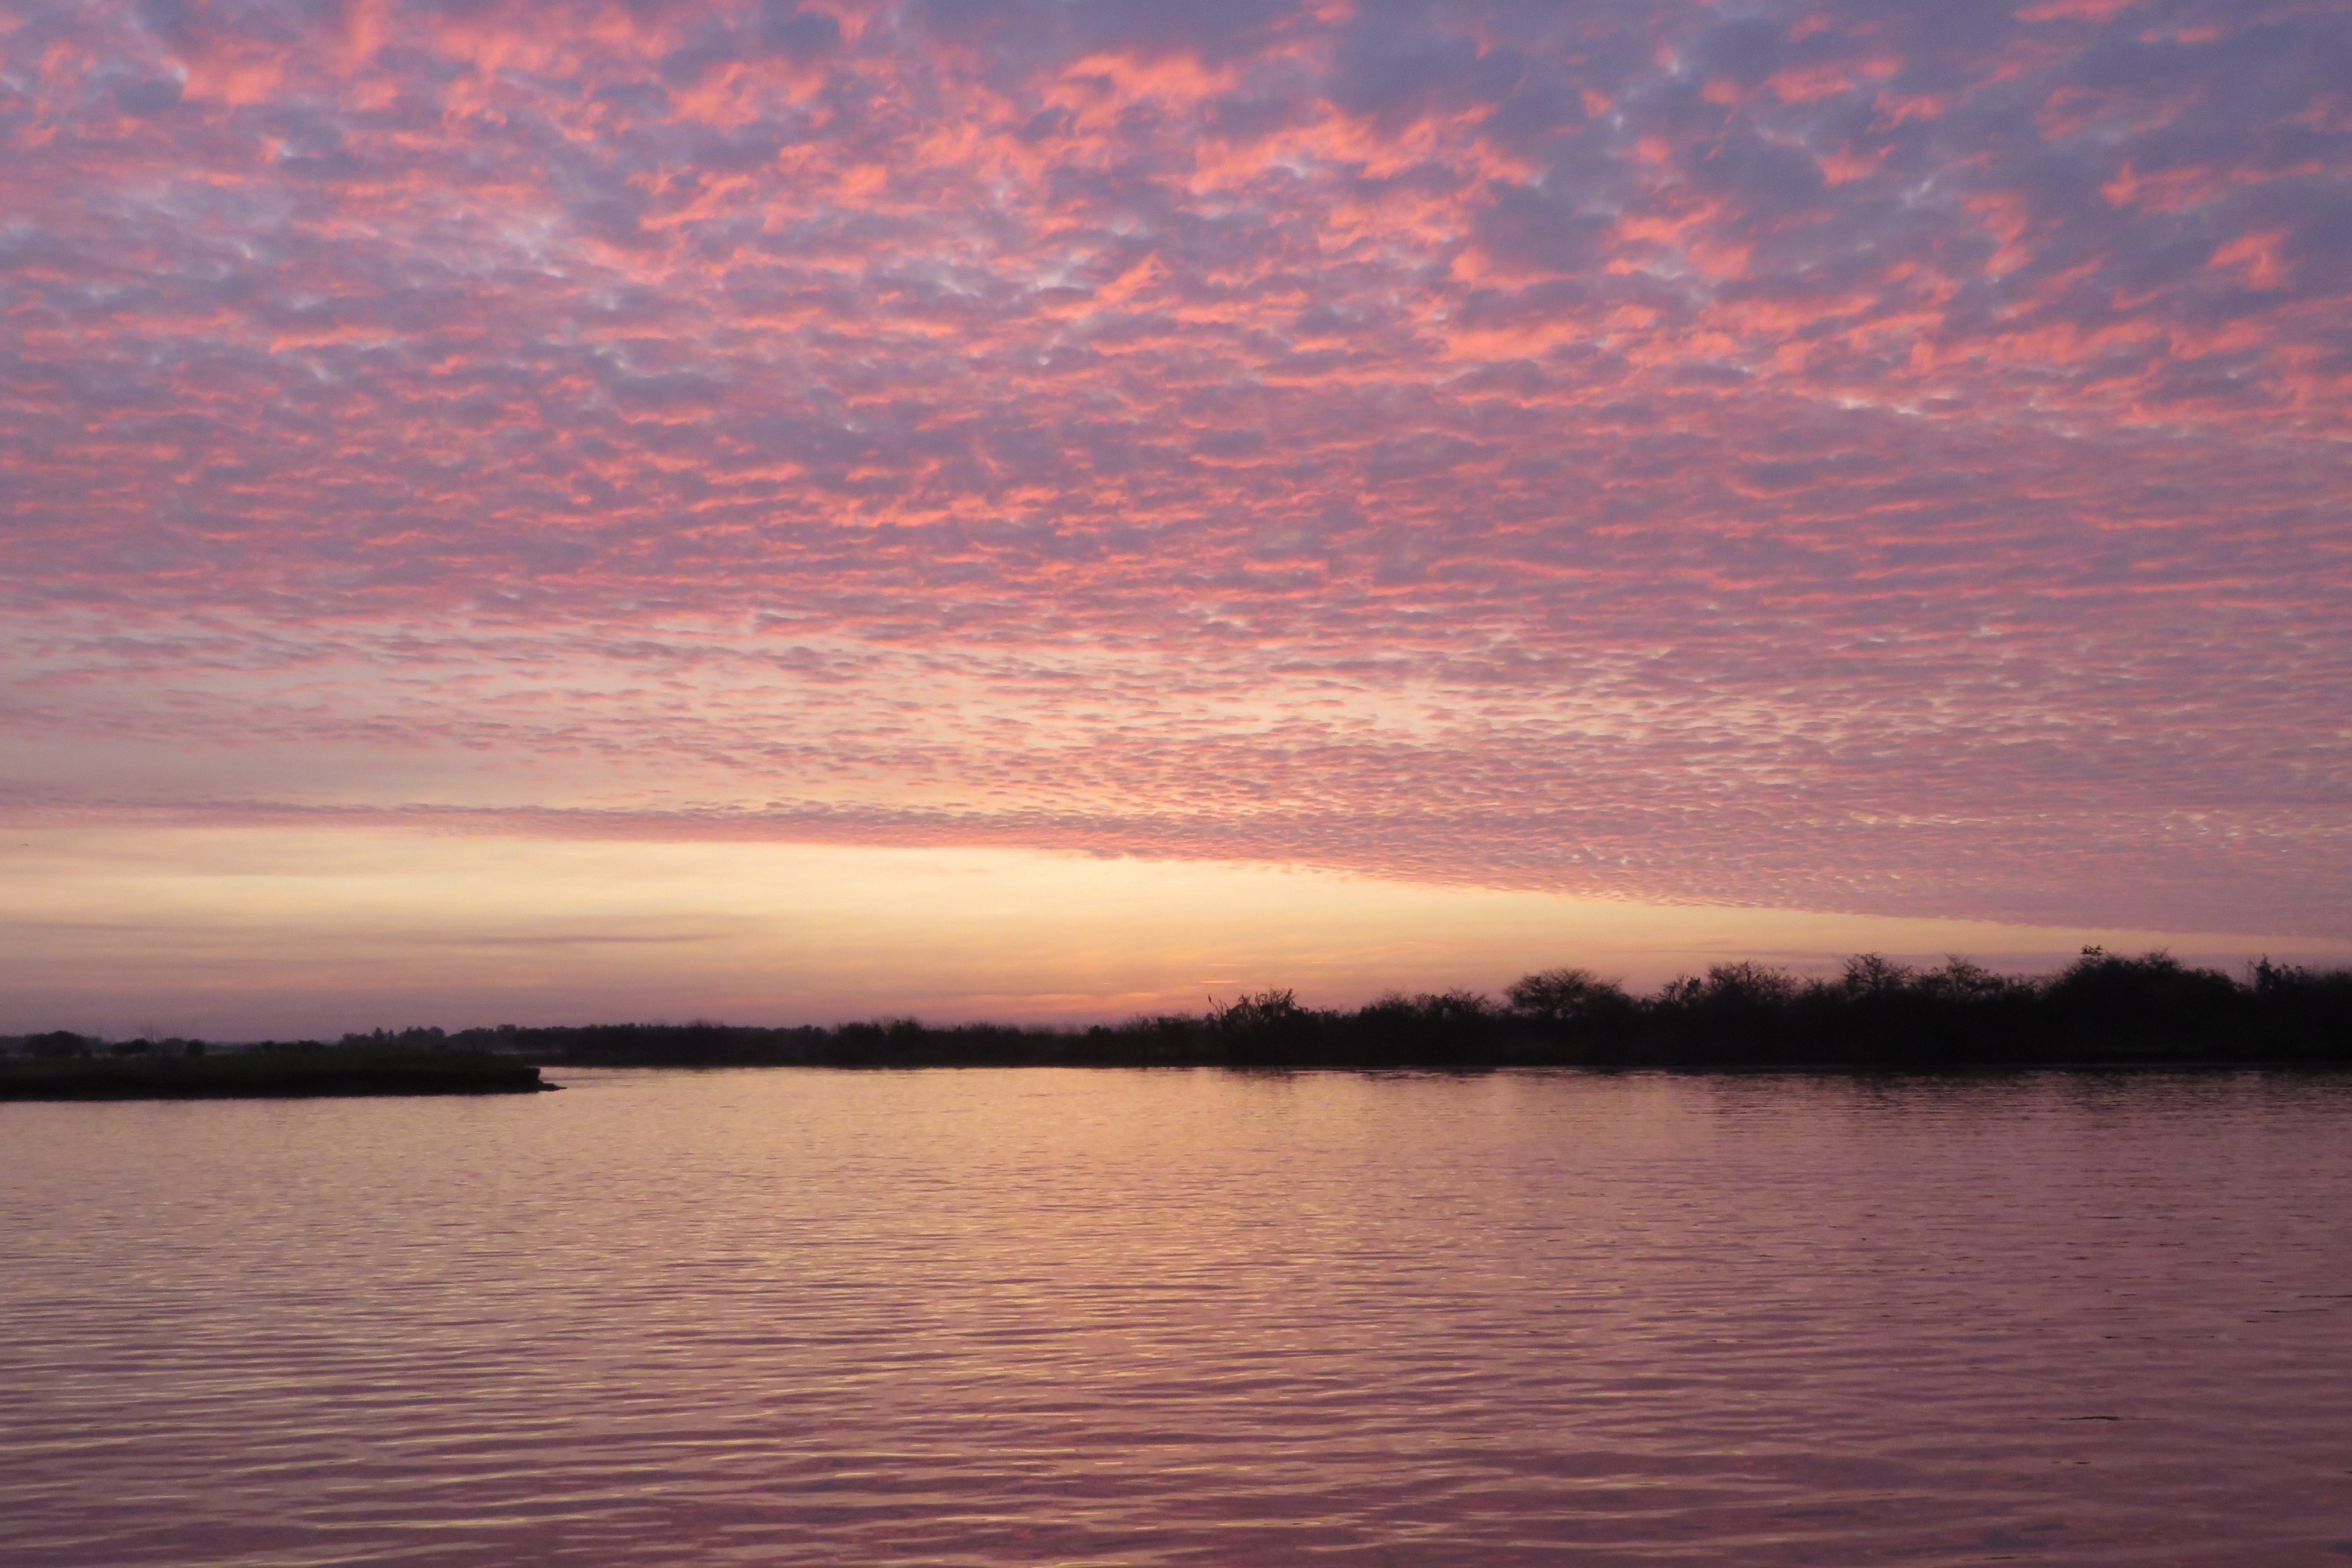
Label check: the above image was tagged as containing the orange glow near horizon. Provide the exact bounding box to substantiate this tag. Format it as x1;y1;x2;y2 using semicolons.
4;827;2344;1040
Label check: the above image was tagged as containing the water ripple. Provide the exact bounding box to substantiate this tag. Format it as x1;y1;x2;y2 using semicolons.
4;1070;2350;1565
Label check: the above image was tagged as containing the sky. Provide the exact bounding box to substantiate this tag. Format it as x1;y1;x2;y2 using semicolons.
3;0;2349;1033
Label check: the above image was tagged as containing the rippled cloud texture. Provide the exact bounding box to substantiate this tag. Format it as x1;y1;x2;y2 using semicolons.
4;0;2349;937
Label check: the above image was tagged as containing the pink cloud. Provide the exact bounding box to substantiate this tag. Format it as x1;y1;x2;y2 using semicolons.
0;0;2347;940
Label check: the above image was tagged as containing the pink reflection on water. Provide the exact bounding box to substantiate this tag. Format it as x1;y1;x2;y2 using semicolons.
3;1069;2350;1565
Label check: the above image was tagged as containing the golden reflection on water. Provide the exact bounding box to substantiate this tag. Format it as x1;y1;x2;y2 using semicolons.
4;1069;2351;1566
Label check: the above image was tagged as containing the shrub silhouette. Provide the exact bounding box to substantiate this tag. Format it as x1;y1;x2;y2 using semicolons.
1505;968;1635;1030
24;1031;93;1059
1207;989;1323;1064
37;949;2335;1074
2042;949;2241;1053
1352;990;1499;1068
463;953;2352;1070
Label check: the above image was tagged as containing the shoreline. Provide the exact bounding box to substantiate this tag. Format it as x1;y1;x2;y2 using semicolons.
534;1055;2352;1074
0;1051;554;1102
13;950;2348;1090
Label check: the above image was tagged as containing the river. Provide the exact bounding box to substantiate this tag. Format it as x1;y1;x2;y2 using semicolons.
5;1067;2348;1564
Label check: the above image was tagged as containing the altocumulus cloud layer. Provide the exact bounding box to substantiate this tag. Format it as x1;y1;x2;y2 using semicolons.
2;0;2348;935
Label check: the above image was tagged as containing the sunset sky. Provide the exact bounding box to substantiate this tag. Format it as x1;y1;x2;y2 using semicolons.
4;0;2349;1035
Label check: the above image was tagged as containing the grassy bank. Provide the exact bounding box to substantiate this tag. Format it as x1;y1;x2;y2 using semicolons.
0;1048;552;1101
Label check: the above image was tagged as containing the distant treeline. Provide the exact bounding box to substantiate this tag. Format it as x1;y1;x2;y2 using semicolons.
294;950;2352;1072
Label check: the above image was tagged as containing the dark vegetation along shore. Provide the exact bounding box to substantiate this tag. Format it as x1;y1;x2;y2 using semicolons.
0;1044;550;1101
341;949;2348;1073
8;952;2347;1090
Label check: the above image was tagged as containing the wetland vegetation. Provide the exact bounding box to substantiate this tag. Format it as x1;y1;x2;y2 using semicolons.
13;952;2346;1084
332;949;2352;1073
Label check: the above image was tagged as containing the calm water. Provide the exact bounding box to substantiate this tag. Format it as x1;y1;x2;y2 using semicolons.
4;1069;2350;1566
